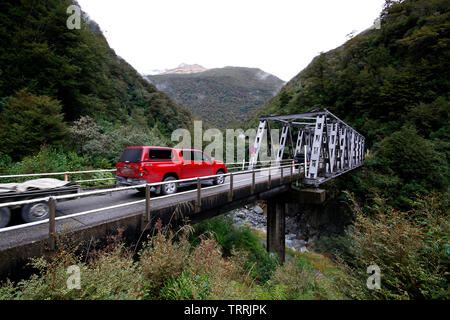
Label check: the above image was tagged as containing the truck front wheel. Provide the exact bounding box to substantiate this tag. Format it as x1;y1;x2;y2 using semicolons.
213;170;225;185
21;202;50;223
0;208;11;228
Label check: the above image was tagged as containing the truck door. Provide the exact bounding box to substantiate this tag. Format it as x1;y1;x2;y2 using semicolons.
193;151;210;177
201;152;215;176
180;150;197;179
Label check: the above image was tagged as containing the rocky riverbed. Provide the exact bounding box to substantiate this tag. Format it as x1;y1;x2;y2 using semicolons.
230;204;310;253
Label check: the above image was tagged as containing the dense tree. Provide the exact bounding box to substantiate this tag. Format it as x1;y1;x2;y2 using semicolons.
0;89;67;159
377;126;448;190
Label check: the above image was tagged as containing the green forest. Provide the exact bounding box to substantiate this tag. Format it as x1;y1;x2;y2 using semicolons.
0;0;192;174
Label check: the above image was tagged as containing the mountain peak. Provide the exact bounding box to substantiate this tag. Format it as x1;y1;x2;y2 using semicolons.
160;64;208;75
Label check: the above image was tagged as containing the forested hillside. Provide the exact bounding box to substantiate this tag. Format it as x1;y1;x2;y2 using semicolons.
0;0;191;170
253;0;449;209
146;66;284;129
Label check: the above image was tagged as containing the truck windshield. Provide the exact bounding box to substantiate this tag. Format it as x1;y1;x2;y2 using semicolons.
119;148;142;163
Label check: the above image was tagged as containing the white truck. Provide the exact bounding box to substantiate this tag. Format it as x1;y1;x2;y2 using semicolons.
0;179;80;228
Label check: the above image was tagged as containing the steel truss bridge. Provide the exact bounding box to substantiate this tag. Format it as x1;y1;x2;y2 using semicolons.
249;109;365;186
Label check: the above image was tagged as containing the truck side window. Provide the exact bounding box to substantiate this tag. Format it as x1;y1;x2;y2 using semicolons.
119;148;142;163
202;153;211;162
193;151;204;162
148;149;173;161
182;150;194;161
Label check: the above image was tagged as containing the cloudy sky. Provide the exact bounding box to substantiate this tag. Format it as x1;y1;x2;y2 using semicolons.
77;0;385;81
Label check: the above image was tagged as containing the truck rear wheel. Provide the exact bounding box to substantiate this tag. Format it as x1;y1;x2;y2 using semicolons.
161;176;177;195
0;208;11;228
21;202;50;223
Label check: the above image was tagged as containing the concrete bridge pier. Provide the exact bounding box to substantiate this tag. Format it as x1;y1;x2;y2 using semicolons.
266;198;285;264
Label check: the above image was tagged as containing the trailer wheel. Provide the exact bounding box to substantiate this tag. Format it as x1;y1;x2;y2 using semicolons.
21;202;50;223
0;208;11;228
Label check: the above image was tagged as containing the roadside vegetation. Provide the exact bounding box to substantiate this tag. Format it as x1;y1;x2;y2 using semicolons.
0;216;342;300
1;193;447;300
316;193;449;299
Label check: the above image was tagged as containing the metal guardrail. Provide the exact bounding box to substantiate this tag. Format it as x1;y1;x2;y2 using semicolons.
0;159;294;184
0;162;302;251
0;169;116;181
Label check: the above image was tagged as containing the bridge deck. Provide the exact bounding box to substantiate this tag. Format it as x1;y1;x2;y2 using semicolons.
0;167;299;251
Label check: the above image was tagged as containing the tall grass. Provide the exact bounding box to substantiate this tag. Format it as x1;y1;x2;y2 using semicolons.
0;216;342;300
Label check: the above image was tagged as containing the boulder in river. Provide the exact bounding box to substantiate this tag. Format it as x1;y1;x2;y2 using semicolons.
253;205;264;215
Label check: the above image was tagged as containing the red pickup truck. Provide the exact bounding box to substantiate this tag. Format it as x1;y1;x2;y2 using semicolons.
115;146;228;195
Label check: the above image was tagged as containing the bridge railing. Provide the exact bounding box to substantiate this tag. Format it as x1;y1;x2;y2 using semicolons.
0;169;117;187
0;159;295;186
0;162;302;249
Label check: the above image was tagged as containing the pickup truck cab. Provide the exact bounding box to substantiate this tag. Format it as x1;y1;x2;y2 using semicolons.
115;146;227;195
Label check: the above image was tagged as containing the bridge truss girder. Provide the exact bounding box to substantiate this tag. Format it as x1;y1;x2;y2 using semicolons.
248;109;365;186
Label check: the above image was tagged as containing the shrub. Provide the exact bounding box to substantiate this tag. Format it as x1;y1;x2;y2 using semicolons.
331;192;449;300
0;235;144;300
191;216;279;283
4;145;91;183
138;224;192;298
160;271;210;300
0;152;12;173
261;259;323;299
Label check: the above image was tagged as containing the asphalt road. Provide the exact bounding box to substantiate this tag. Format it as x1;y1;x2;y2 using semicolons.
0;167;297;250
